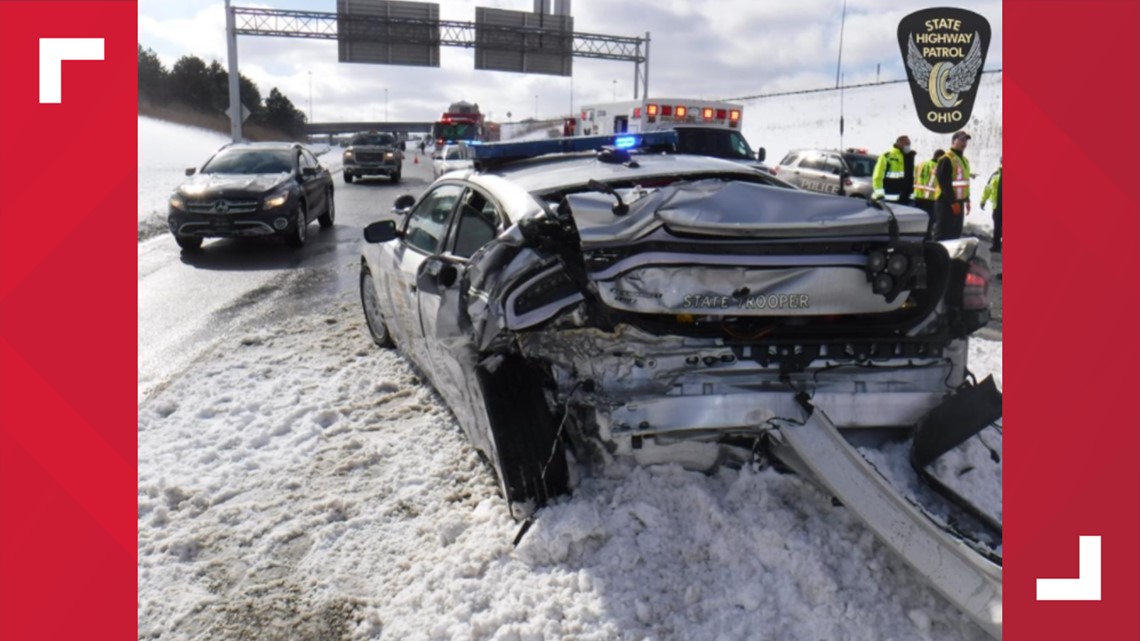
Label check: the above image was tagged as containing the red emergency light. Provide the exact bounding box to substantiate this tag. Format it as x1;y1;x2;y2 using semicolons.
646;103;659;116
633;107;642;118
661;105;673;116
675;105;687;118
702;107;714;120
716;109;727;120
729;109;741;121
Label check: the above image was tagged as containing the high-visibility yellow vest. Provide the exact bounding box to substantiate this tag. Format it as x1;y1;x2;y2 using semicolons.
982;169;1001;209
872;147;907;200
943;150;971;201
914;160;940;200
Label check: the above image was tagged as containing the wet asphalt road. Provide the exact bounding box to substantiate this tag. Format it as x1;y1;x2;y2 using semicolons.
137;152;437;403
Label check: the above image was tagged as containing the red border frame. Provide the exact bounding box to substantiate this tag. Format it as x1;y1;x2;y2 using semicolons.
0;2;137;639
1005;1;1140;638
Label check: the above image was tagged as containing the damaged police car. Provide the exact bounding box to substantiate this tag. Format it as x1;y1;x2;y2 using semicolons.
358;133;993;508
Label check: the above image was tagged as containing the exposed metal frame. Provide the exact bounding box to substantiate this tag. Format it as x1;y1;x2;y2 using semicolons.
224;4;650;140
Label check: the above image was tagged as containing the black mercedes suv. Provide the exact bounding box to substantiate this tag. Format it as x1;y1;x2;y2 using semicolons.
167;142;334;250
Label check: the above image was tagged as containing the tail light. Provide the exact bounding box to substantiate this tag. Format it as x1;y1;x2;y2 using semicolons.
702;107;714;120
963;260;991;310
633;107;642;118
771;166;779;175
675;105;687;118
844;177;853;186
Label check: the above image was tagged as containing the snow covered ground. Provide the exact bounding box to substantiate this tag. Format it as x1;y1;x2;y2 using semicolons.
138;280;1001;640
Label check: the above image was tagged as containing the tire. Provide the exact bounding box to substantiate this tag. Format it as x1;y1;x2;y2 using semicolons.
478;355;569;506
285;201;308;248
318;187;335;228
359;268;394;348
343;172;354;184
391;170;401;184
175;235;202;250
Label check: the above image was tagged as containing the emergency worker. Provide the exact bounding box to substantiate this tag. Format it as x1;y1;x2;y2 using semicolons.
981;159;1002;252
913;149;944;237
871;135;915;204
935;131;972;240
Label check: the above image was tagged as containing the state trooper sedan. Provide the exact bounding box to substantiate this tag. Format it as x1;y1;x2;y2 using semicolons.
168;142;335;250
357;133;993;512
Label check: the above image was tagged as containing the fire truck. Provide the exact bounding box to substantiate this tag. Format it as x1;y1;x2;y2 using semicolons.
567;98;768;169
432;101;486;146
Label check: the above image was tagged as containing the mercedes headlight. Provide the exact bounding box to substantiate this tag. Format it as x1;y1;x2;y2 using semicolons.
169;195;185;210
263;191;289;209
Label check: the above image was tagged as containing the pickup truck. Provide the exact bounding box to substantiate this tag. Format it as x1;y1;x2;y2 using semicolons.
342;131;404;183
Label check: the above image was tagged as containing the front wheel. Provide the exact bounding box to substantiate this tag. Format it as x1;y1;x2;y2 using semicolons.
343;172;354;184
391;170;401;184
318;187;335;228
360;269;394;348
285;201;308;248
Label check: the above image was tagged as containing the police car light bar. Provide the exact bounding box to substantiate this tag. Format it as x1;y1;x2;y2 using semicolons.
468;131;679;163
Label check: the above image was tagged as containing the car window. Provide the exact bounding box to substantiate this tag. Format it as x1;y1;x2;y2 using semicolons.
404;184;463;254
350;133;396;146
824;155;845;175
201;149;293;175
779;152;800;166
842;153;877;178
800;154;827;171
451;189;501;259
445;147;466;161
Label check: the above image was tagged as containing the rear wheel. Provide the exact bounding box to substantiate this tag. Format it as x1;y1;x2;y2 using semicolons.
318;187;335;228
175;235;202;250
360;269;394;348
285;201;308;248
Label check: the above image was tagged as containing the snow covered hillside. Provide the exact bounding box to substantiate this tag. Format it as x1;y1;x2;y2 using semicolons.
138;284;1001;641
741;73;1003;231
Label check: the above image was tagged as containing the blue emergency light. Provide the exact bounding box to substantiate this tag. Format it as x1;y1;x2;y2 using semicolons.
467;131;678;164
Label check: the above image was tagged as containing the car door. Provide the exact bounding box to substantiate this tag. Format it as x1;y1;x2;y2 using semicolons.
385;183;464;372
416;187;503;421
822;153;846;195
797;153;837;194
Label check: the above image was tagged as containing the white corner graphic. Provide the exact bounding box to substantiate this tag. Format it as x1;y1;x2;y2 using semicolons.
39;38;104;103
1036;535;1102;601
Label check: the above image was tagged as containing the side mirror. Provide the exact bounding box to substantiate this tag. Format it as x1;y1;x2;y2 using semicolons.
301;166;319;177
393;194;416;212
185;167;196;176
756;148;767;162
363;220;400;244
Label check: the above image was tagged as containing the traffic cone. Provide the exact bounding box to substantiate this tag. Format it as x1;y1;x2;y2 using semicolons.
414;155;419;164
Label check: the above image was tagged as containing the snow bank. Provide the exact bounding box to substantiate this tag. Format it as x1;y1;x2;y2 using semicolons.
138;117;231;233
139;288;998;640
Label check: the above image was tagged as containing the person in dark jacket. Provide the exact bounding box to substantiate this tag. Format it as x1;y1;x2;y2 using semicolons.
935;131;972;240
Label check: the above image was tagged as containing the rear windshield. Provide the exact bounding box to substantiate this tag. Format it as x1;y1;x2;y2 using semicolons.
445;148;467;160
674;129;754;160
201;149;293;175
842;153;878;178
351;133;396;146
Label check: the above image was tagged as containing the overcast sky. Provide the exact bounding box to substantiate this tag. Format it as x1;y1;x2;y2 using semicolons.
138;0;1002;124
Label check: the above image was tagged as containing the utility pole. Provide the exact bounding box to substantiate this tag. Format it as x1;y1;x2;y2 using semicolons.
225;0;242;142
534;94;538;119
384;88;389;121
